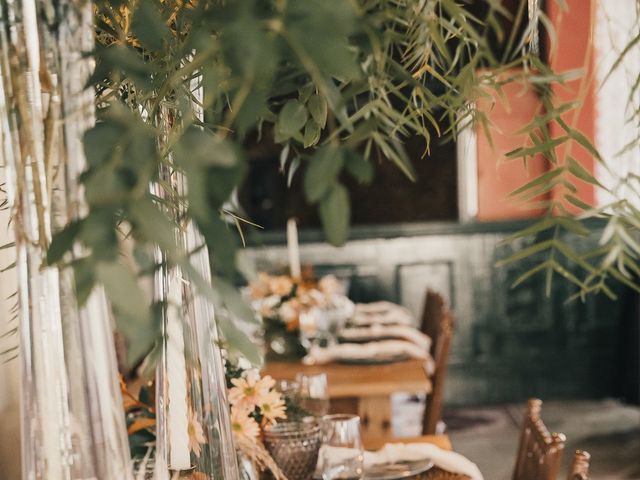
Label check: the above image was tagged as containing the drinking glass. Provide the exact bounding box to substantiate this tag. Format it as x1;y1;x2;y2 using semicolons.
296;372;330;417
319;414;364;480
275;379;301;400
263;421;322;480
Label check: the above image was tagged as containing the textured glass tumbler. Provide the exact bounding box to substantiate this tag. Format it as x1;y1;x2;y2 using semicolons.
320;414;364;480
263;422;322;480
296;373;330;417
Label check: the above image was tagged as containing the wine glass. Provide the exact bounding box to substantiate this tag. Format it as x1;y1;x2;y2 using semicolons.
319;414;364;480
296;372;330;417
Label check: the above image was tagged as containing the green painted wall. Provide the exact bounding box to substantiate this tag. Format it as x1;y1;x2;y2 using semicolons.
243;220;631;406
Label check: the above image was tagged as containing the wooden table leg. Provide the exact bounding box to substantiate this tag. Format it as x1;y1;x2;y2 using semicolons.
358;395;393;439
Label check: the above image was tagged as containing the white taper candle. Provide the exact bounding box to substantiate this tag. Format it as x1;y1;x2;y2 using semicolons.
166;270;191;470
287;218;301;279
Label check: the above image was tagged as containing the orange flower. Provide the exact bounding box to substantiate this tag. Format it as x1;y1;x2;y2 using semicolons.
268;276;294;297
257;390;287;425
249;273;271;299
228;371;276;411
230;406;260;440
188;408;207;458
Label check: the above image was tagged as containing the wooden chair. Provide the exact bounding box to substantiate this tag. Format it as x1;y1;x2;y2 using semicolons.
567;450;591;480
420;290;454;435
512;399;566;480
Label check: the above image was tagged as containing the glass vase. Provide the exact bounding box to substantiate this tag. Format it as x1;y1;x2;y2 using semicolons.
154;260;239;479
152;214;239;479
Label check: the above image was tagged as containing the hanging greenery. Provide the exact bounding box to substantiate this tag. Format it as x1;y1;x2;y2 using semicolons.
36;0;640;364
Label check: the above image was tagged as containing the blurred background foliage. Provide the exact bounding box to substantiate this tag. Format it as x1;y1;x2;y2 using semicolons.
38;0;640;365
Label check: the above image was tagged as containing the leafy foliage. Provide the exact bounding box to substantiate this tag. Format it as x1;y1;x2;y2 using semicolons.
40;0;640;363
494;2;640;302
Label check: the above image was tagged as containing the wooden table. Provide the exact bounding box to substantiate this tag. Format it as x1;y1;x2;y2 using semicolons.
263;359;432;439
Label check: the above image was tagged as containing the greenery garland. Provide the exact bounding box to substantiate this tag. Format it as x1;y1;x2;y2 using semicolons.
34;0;640;365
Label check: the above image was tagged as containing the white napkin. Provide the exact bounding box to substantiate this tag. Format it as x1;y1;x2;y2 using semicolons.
339;324;432;351
303;340;434;369
364;443;484;480
352;302;414;327
355;301;407;315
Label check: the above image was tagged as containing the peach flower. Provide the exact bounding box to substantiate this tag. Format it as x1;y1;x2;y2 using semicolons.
258;390;287;425
228;371;276;411
268;275;294;297
188;408;207;457
230;406;260;440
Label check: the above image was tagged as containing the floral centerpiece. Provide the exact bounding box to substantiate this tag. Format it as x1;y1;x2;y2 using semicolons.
226;367;287;439
248;270;351;360
121;365;294;480
225;364;293;480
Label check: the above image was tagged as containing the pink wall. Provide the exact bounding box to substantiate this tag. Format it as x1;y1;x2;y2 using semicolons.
476;0;597;221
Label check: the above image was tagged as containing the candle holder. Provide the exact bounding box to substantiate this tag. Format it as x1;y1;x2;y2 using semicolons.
154;264;239;479
153;224;239;480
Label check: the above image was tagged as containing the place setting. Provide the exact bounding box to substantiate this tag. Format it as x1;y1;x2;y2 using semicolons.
261;375;483;480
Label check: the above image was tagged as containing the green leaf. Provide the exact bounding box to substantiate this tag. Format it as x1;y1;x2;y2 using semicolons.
565;194;593;211
556;217;589;237
129;198;177;253
198;216;238;277
47;220;83;265
211;277;259;326
96;262;150;321
0;262;15;273
83;122;123;167
78;210;118;261
304;146;344;203
72;259;95;306
505;136;569;159
505;216;557;242
371;133;416;181
177;127;239;168
131;1;170;51
277;100;308;139
496;239;555;266
511;260;552;288
303;119;321;148
344;150;373;184
307;94;328;128
287;156;301;187
95;260;156;365
218;313;263;367
101;45;151;89
567;156;601;187
0;242;14;251
298;84;315;103
509;167;565;197
285;0;361;80
319;183;350;246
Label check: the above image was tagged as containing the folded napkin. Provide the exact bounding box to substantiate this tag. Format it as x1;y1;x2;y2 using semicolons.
364;443;484;480
303;340;434;370
339;324;432;351
355;301;407;315
352;302;414;327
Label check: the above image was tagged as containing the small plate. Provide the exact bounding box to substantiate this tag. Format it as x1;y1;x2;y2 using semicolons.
364;459;435;480
336;354;410;365
337;336;399;344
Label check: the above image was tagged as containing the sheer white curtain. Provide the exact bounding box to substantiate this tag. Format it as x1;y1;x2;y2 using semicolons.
0;171;20;478
594;0;640;206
